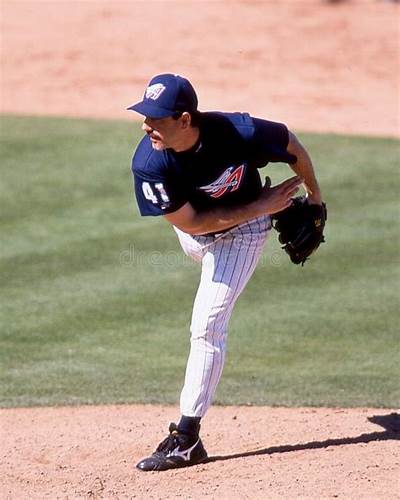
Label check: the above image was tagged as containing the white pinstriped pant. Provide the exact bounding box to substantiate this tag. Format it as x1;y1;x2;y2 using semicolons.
174;214;271;417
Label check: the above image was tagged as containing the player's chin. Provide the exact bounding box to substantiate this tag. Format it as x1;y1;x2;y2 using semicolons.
150;138;166;151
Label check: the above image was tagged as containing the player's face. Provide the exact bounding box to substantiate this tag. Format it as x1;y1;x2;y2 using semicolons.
142;116;183;151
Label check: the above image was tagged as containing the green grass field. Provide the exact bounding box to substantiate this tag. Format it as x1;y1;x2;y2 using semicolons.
1;115;399;408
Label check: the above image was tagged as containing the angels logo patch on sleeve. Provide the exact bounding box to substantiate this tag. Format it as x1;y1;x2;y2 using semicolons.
198;164;245;198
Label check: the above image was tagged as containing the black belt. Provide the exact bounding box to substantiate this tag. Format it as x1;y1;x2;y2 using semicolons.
202;225;237;237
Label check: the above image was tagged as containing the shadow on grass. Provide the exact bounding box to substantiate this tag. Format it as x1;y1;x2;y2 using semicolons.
205;413;400;464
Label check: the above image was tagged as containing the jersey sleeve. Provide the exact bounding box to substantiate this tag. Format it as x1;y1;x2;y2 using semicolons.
250;118;297;166
131;136;188;217
132;166;187;217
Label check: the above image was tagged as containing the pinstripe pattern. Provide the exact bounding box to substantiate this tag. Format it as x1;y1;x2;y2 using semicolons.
174;215;271;417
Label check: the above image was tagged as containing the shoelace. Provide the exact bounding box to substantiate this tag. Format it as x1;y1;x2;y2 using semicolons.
156;423;186;454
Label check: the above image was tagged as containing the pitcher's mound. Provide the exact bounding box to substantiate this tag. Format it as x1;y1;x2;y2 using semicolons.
1;405;399;499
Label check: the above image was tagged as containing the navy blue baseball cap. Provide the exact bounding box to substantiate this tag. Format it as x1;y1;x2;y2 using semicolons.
127;73;198;119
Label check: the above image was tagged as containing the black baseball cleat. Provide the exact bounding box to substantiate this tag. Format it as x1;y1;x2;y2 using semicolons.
136;422;208;471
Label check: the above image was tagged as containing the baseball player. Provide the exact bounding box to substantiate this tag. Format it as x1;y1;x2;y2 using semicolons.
128;74;323;471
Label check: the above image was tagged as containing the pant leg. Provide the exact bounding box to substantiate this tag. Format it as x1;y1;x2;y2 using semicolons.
173;226;211;263
177;216;271;417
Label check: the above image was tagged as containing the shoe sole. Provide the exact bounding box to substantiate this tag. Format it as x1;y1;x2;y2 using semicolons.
136;453;208;472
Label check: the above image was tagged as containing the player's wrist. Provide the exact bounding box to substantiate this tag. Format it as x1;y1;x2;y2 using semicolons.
305;191;322;205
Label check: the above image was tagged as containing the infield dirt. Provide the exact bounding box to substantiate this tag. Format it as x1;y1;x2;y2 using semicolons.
1;0;399;137
1;1;399;498
2;406;400;499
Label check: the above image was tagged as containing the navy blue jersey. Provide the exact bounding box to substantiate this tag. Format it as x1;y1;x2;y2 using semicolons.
131;112;297;216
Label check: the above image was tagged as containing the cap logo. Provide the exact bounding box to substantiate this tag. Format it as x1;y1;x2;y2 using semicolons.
145;83;166;101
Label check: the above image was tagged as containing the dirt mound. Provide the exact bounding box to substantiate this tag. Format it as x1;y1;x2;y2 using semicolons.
2;406;399;499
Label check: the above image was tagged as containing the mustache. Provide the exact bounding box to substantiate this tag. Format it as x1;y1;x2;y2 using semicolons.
147;132;161;140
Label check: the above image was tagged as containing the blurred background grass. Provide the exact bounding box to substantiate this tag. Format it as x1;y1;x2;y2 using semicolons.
1;115;399;408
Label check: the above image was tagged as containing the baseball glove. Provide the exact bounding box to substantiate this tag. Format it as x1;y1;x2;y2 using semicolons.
272;196;327;266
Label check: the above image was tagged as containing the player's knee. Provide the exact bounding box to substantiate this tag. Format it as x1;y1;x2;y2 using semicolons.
190;328;227;347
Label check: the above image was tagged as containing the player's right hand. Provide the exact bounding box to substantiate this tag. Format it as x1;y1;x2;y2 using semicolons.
259;175;303;215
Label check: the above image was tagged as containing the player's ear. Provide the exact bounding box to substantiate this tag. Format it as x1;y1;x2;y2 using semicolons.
181;112;192;129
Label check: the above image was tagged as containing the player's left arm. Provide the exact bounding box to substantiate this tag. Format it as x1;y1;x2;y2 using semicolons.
286;131;322;205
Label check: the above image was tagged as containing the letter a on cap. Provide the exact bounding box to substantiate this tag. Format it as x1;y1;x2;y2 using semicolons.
146;84;166;101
